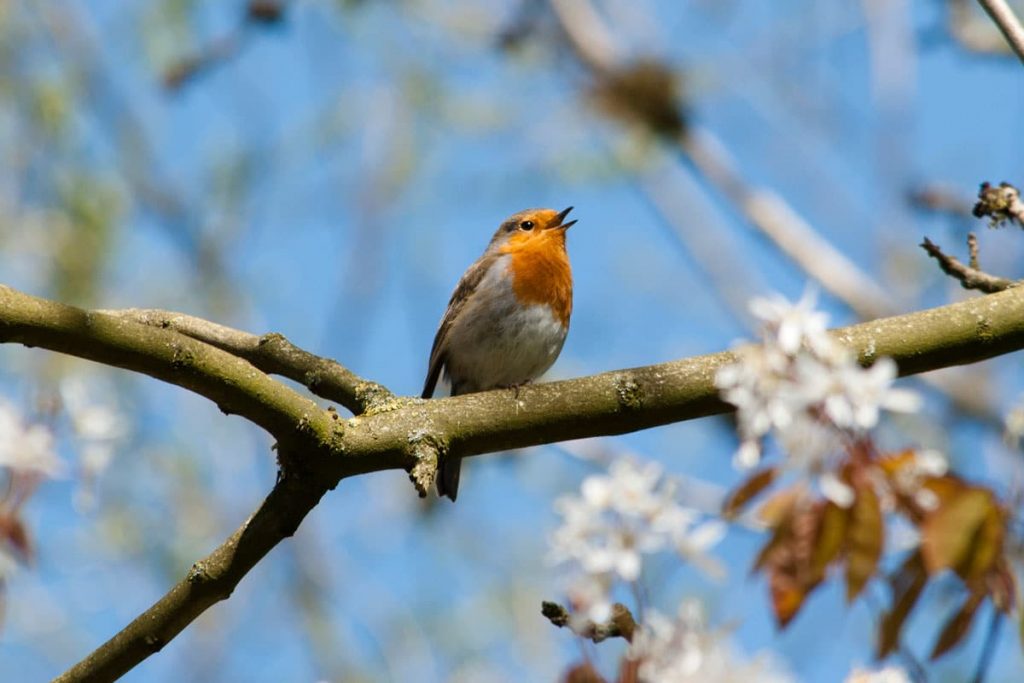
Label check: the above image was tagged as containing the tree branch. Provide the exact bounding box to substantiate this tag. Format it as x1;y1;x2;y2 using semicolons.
543;0;1002;422
0;286;332;448
1;283;1018;681
978;0;1024;66
105;308;394;415
920;236;1018;293
53;472;333;683
547;0;896;322
541;601;637;643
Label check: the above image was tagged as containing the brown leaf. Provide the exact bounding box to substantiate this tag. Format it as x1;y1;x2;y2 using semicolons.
921;487;993;575
769;565;807;628
987;559;1017;613
564;662;608;683
756;486;801;528
723;467;777;519
930;592;984;660
956;501;1004;584
919;475;968;511
754;520;790;573
810;501;848;581
877;449;917;477
616;657;640;683
845;483;883;602
0;515;32;564
877;552;928;658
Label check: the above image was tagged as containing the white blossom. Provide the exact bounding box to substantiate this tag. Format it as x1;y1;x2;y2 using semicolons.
61;378;127;443
60;377;127;487
630;599;793;683
845;665;912;683
549;458;724;620
1004;396;1024;446
0;399;63;479
0;542;19;583
715;292;920;481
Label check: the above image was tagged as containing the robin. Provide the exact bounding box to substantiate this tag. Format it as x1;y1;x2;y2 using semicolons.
422;207;577;501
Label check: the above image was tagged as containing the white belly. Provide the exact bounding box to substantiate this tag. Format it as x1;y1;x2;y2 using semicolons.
442;257;568;394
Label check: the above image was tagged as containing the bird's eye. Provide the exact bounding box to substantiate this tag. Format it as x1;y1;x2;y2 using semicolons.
519;220;535;231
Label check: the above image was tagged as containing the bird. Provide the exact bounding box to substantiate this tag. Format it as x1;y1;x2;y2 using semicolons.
422;206;577;501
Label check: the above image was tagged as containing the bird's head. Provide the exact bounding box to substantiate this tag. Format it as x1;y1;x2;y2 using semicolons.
487;206;576;251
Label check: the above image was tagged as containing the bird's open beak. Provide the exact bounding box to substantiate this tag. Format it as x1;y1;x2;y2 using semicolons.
554;206;577;230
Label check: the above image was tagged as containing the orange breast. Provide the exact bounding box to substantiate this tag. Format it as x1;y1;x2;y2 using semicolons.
500;230;573;327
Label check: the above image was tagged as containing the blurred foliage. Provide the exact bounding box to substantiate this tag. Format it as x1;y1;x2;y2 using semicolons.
0;1;1022;682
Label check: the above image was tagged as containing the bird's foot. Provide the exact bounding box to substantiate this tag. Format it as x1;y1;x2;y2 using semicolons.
503;380;533;400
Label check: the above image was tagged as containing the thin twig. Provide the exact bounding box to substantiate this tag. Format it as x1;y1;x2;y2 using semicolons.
968;233;981;270
548;0;896;322
949;0;1014;56
53;471;332;683
909;184;975;219
543;0;1002;421
162;1;286;90
541;601;637;643
920;237;1017;293
977;0;1024;65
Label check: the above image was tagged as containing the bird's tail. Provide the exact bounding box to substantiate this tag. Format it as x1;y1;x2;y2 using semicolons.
437;455;462;501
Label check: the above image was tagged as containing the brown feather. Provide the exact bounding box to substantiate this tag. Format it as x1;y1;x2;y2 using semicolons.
421;252;499;398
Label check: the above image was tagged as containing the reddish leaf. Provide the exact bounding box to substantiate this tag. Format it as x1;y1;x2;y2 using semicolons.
845;483;883;602
877;552;928;658
564;662;608;683
0;515;32;564
723;467;777;519
753;520;790;573
616;657;640;683
769;565;807;628
930;592;984;660
921;487;993;575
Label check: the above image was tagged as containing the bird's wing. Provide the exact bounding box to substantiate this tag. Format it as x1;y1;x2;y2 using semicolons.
422;254;495;398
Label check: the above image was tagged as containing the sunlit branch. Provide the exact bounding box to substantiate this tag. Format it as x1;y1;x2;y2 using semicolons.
107;308;394;415
0;282;1018;681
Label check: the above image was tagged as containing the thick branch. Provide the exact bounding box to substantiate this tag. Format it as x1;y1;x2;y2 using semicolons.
16;284;1024;681
0;286;332;448
53;473;333;683
107;308;394;415
335;285;1024;474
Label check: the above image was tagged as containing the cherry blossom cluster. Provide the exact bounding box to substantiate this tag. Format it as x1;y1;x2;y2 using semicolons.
714;292;921;505
0;398;62;580
628;600;792;683
548;458;724;625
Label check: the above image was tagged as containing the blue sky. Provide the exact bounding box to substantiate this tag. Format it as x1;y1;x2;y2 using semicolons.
3;1;1024;681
